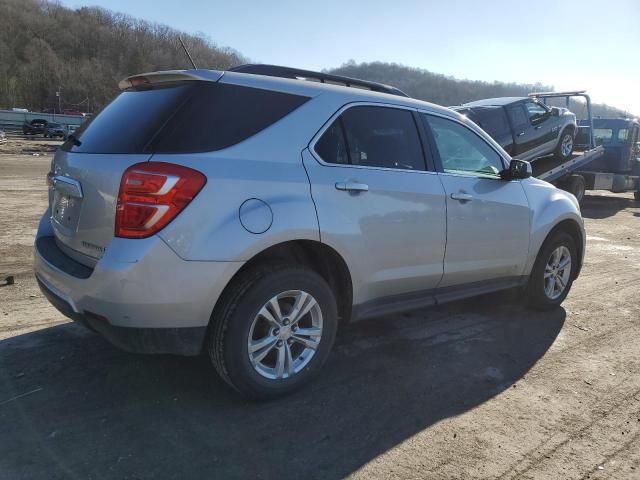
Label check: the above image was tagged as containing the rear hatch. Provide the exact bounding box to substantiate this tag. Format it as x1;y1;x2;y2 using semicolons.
49;71;223;267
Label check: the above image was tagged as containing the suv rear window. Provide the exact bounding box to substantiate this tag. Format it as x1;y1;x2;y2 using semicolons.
62;82;309;154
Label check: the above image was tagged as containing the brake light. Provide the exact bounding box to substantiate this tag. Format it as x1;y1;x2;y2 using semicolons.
115;162;206;238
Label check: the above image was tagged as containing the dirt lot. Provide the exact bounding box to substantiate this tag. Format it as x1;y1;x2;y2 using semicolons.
1;148;639;480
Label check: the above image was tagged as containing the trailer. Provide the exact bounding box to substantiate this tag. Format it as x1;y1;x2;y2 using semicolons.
528;91;639;202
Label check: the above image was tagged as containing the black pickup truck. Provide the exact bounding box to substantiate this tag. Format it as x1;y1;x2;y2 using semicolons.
453;97;577;162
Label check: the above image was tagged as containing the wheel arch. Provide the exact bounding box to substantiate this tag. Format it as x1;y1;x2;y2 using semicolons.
538;218;585;279
210;239;354;331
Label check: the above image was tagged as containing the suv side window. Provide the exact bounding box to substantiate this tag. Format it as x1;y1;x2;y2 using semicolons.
423;114;505;178
524;100;549;125
315;106;426;171
315;120;349;164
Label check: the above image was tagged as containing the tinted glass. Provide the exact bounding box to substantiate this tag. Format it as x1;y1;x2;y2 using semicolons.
507;105;528;129
152;83;309;153
524;101;548;124
63;82;309;154
62;84;191;154
339;106;425;170
315;119;349;164
474;108;511;138
424;115;504;177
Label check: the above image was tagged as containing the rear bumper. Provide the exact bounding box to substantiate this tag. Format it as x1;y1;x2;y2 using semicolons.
36;276;206;355
34;215;243;355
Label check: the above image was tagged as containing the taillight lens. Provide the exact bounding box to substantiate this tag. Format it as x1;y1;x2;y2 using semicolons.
115;162;206;238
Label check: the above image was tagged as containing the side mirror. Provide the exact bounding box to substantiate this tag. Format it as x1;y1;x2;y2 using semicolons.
550;106;561;117
501;159;532;180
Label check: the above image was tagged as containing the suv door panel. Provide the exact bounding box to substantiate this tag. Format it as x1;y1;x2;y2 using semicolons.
304;105;447;304
303;149;447;303
422;113;531;286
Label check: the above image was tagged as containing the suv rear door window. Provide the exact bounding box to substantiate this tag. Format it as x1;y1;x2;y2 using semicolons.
315;106;426;171
63;82;309;154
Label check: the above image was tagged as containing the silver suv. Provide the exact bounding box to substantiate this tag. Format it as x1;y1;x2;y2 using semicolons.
34;65;585;399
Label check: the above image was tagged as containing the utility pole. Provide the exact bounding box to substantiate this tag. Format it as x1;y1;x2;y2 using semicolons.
56;88;62;114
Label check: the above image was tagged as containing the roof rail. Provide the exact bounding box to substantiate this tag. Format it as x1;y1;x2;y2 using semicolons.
228;64;410;98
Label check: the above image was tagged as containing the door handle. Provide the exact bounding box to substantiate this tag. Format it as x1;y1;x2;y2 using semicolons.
516;132;525;137
450;192;473;202
335;182;369;193
534;125;542;130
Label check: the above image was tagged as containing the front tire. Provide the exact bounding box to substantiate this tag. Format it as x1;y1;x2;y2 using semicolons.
555;129;574;161
208;265;338;399
526;232;578;310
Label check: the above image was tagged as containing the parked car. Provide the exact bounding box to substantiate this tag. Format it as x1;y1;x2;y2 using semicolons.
0;128;6;144
35;66;585;399
453;97;577;162
22;119;48;135
43;122;66;138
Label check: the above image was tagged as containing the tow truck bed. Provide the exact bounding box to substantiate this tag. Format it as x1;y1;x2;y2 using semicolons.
531;146;605;182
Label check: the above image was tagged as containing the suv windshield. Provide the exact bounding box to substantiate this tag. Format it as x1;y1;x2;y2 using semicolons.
62;82;309;154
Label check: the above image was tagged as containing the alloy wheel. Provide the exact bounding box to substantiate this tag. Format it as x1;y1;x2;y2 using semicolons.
247;290;323;380
544;246;572;300
561;134;573;158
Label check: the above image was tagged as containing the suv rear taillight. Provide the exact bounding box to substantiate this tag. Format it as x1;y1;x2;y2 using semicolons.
115;162;206;238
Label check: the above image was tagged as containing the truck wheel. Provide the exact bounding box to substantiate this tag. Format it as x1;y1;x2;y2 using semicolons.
563;175;586;203
526;232;578;310
208;265;338;400
555;129;574;161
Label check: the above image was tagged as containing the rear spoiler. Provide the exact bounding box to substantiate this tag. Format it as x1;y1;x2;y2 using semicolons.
118;69;223;90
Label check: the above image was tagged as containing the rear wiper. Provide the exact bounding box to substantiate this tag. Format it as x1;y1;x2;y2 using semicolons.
67;134;82;147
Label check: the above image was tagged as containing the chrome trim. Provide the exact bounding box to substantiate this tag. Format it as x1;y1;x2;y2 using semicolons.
307;101;443;175
52;175;83;199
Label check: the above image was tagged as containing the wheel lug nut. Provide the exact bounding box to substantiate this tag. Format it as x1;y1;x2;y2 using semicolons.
273;328;280;335
283;319;290;326
292;325;297;332
277;340;283;347
287;338;294;345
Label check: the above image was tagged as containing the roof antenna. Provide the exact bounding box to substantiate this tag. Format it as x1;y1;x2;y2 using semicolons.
179;36;197;69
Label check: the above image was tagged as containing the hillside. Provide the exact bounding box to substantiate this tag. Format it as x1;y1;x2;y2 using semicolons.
0;0;244;112
328;61;632;119
0;1;632;119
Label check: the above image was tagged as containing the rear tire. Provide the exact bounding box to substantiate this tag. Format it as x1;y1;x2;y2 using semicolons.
562;175;586;203
555;129;574;161
526;232;578;310
208;265;338;400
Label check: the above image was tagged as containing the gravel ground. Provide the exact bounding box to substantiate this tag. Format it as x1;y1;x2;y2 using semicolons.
0;150;639;479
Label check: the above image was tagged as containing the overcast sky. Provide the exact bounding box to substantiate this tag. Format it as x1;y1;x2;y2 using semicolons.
62;0;640;114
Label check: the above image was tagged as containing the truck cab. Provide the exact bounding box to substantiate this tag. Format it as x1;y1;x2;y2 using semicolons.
576;118;640;176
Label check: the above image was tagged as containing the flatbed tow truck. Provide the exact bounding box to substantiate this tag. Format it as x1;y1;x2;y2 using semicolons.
529;90;640;201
